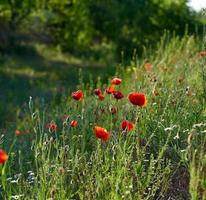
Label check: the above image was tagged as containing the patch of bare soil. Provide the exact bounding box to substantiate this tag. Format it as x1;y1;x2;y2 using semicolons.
157;166;190;200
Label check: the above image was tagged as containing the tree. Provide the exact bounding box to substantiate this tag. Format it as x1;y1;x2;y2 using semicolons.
0;0;35;31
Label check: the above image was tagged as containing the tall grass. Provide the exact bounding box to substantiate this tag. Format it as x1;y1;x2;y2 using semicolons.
0;34;205;200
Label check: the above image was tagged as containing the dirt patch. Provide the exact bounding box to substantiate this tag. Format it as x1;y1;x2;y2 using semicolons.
158;166;190;200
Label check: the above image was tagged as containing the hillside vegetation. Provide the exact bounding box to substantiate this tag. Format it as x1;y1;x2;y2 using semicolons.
0;0;204;126
0;35;205;199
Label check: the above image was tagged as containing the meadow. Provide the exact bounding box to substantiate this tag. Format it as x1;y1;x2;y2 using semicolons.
0;34;205;200
0;41;115;127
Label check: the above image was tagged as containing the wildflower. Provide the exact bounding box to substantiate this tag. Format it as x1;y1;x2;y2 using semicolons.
111;77;122;85
199;51;206;57
94;126;110;142
94;88;102;96
0;149;8;164
121;120;135;131
93;88;104;101
144;63;153;71
46;121;57;132
128;92;147;107
15;129;21;136
113;91;124;100
106;84;115;94
98;94;105;101
70;120;78;128
72;90;83;101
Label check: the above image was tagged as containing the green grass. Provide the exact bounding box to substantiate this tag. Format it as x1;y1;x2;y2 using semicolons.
0;42;115;127
0;35;206;199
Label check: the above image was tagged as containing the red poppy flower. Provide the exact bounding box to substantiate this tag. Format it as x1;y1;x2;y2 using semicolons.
70;120;78;128
46;121;57;132
94;126;110;142
199;51;206;57
72;90;84;101
15;129;21;136
106;84;115;94
98;94;105;101
144;63;153;71
113;91;124;100
128;92;147;107
0;149;8;165
94;88;102;96
111;78;122;85
121;120;135;131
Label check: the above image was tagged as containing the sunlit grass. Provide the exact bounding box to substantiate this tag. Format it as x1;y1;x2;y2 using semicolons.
3;67;47;78
0;35;205;199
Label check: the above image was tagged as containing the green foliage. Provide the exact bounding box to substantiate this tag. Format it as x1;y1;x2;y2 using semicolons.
0;35;205;199
0;0;36;32
0;0;202;57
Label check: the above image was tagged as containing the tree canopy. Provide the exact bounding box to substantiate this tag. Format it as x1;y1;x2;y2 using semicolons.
0;0;201;57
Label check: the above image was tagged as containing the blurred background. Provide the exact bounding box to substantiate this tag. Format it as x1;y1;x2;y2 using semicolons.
0;0;205;127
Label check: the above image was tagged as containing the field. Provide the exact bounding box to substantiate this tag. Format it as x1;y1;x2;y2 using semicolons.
0;34;205;200
0;41;115;126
